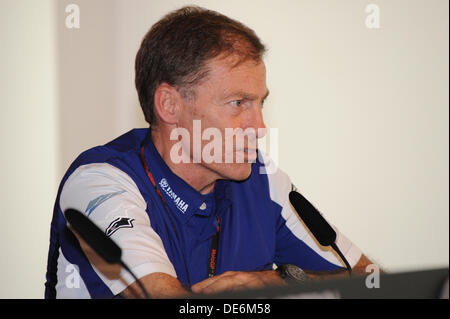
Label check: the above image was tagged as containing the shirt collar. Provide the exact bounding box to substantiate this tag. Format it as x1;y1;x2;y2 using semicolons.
142;130;231;223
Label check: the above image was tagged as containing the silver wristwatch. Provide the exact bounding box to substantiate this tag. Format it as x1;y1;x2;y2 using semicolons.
276;264;310;284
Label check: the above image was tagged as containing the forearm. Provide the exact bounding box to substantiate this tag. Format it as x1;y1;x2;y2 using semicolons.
123;270;284;298
352;254;380;275
248;269;288;287
191;270;286;295
304;254;381;280
120;272;191;299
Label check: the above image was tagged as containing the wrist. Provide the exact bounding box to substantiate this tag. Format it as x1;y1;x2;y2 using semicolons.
276;264;310;284
255;270;287;286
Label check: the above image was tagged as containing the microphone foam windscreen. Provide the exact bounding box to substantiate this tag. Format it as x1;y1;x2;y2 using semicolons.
65;208;122;264
288;191;337;246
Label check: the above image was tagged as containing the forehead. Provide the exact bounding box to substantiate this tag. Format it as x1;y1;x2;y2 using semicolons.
200;55;267;97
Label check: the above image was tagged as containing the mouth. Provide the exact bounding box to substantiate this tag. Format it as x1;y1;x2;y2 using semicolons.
237;148;258;162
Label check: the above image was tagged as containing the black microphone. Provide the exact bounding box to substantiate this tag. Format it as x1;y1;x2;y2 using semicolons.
64;208;151;299
288;191;352;276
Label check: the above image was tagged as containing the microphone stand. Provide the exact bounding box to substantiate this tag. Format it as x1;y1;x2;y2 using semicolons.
330;243;352;276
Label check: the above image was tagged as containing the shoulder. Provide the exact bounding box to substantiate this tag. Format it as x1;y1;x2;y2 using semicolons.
60;162;146;218
57;129;150;213
69;128;148;167
60;129;149;188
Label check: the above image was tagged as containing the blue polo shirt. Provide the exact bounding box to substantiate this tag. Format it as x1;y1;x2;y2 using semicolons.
45;128;362;298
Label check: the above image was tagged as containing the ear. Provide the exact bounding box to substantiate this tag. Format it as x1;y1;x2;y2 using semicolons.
153;83;183;125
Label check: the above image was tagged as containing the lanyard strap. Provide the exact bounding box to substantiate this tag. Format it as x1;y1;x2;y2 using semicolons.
140;146;221;279
207;217;220;278
140;146;179;239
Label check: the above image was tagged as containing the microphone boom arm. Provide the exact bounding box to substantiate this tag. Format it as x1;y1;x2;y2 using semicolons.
331;242;352;276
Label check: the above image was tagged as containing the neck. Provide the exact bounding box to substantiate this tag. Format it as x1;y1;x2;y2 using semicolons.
151;126;217;195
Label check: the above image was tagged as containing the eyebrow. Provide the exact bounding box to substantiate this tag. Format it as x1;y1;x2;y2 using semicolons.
222;89;270;101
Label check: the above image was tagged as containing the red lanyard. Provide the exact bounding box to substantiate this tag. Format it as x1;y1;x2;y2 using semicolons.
140;146;221;279
207;216;220;277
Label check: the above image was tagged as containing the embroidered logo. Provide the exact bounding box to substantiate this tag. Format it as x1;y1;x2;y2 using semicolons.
159;178;169;188
159;178;189;214
85;190;126;216
105;217;135;237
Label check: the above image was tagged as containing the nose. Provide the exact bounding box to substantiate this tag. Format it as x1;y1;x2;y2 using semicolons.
250;104;266;139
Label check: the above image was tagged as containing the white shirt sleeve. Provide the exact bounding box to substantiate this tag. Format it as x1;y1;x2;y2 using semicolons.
59;162;177;295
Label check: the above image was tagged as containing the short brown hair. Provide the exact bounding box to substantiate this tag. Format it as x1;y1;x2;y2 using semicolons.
135;6;266;125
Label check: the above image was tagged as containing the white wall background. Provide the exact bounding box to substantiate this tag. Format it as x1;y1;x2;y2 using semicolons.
0;0;58;298
0;0;448;298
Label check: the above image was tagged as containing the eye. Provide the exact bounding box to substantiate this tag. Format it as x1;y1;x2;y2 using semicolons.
230;100;243;107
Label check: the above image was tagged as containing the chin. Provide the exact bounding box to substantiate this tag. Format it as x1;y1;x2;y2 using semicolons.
222;163;252;181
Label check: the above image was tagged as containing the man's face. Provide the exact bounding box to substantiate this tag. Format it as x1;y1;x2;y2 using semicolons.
177;54;268;181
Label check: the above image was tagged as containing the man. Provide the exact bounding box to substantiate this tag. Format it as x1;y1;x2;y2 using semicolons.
45;6;373;299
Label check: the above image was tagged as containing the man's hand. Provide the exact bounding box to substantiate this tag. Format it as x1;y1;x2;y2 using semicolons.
191;270;286;295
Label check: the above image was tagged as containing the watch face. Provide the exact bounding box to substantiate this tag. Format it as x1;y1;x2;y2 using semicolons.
285;264;309;282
